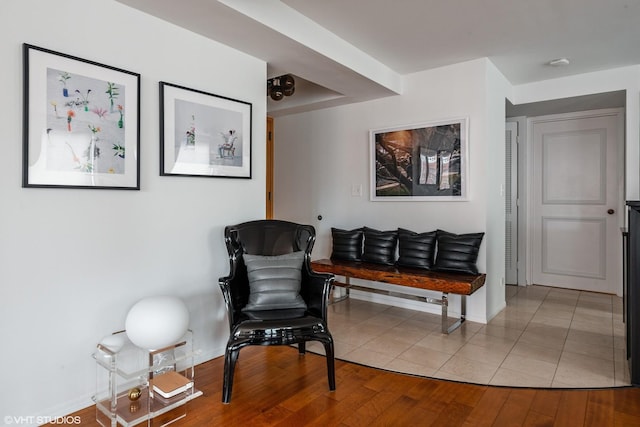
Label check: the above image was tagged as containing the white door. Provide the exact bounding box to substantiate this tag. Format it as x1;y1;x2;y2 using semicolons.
530;109;623;295
505;121;518;284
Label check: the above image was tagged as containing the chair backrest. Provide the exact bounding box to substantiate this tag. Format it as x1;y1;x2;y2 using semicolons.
223;220;316;312
224;220;315;259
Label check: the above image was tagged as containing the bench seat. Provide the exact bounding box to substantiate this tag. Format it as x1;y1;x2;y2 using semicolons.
311;258;486;334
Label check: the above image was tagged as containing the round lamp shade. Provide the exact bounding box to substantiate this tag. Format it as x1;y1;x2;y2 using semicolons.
125;296;190;350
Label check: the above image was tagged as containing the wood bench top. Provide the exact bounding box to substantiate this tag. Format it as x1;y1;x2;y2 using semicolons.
311;258;486;296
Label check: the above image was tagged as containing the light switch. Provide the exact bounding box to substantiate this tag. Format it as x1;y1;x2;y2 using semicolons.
351;184;363;197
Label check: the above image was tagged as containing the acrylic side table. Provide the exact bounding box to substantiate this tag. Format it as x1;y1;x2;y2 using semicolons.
93;330;202;427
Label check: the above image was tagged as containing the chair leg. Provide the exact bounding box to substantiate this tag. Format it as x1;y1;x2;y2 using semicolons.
298;341;306;355
323;339;336;391
222;347;240;403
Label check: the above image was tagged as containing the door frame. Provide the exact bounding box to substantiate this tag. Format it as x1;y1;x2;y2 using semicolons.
505;121;519;285
266;116;274;219
523;108;625;295
507;116;528;286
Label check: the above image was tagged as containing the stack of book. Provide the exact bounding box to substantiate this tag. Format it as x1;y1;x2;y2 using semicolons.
151;371;193;400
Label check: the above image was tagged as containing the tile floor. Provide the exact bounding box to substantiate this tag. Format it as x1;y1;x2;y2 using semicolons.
308;285;630;388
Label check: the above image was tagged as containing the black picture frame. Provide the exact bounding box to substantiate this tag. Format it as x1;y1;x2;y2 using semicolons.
159;82;252;179
22;44;140;189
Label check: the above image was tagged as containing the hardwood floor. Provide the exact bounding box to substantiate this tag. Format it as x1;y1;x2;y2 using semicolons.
54;346;640;426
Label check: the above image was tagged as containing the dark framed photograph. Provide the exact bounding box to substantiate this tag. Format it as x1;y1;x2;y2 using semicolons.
370;117;468;201
22;44;140;189
160;82;252;178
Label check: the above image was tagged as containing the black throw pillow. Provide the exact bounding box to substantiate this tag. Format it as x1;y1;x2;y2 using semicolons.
434;230;484;274
361;227;398;265
396;228;437;270
330;227;363;261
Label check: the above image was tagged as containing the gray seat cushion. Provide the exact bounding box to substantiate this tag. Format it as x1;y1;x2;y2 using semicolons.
242;251;307;311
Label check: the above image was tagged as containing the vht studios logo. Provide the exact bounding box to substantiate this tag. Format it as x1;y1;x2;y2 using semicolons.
4;415;82;425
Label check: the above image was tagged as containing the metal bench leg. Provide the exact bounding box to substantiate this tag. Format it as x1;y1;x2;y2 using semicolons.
461;295;467;322
442;293;467;334
441;293;449;334
330;277;351;304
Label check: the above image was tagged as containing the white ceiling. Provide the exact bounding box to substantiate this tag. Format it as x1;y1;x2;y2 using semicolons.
115;0;638;116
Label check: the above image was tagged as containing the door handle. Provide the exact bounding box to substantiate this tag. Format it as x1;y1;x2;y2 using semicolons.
608;209;615;215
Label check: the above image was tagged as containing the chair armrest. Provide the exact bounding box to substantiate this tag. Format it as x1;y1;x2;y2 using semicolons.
301;263;334;321
218;258;250;332
218;275;237;333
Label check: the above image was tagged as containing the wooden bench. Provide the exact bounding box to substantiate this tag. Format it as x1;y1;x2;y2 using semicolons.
310;258;486;334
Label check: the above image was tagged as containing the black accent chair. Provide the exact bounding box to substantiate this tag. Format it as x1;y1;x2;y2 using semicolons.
218;220;336;403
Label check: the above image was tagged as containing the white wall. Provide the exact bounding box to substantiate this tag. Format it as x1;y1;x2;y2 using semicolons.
485;61;512;319
0;0;266;420
274;58;506;324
